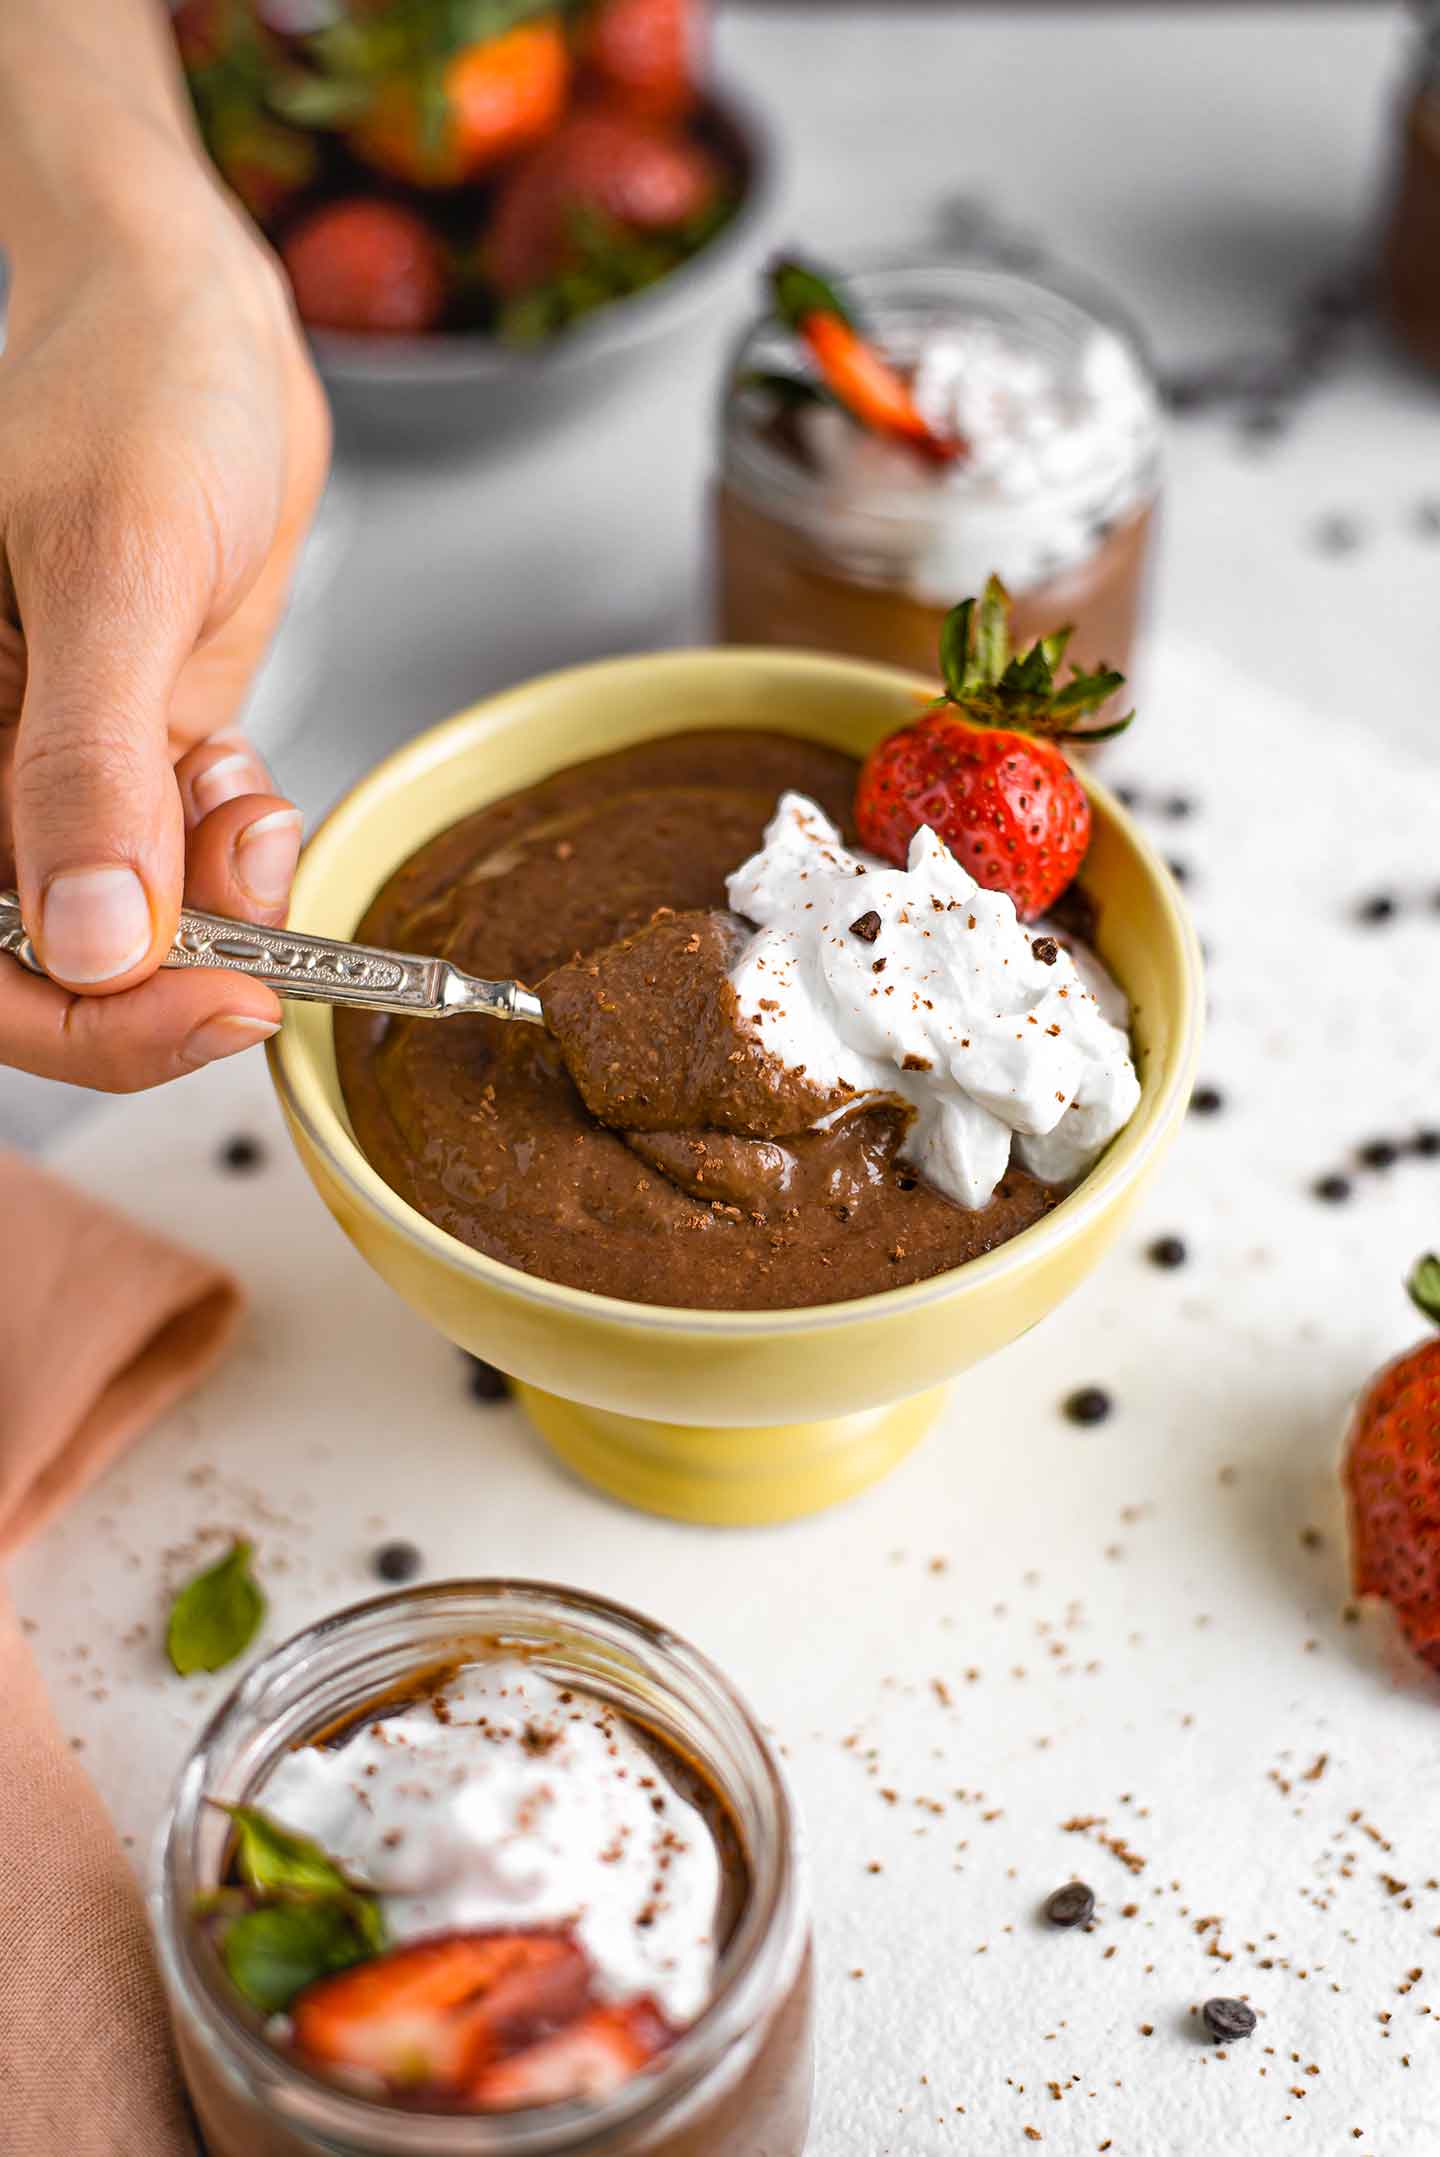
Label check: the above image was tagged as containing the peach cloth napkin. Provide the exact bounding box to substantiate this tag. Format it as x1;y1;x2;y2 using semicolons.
0;1148;243;2156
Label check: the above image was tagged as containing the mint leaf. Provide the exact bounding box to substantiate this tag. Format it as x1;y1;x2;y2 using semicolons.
770;257;854;333
167;1540;264;1677
224;1806;356;1900
221;1899;372;2015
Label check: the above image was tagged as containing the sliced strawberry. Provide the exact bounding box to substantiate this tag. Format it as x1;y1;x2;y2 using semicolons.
468;1997;675;2111
579;0;702;120
292;1930;590;2095
487;107;721;297
770;257;963;464
804;313;960;464
352;20;571;190
281;200;449;336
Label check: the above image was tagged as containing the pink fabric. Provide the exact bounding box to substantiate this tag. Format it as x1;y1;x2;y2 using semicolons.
0;1149;242;2154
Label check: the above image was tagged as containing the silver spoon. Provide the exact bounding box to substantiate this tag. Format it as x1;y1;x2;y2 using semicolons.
0;888;544;1025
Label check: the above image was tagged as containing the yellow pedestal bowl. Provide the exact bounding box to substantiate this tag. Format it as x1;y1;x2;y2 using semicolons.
270;650;1204;1527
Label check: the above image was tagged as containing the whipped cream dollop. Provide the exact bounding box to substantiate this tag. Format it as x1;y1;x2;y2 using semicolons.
257;1659;723;2025
725;794;1140;1211
796;316;1159;597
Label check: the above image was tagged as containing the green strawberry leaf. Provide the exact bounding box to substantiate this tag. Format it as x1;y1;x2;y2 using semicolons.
770;257;855;334
931;579;1132;742
972;576;1011;688
938;599;975;704
220;1898;372;2016
1407;1254;1440;1328
167;1541;264;1677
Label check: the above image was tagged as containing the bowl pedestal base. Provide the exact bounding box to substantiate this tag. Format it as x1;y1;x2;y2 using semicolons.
512;1383;947;1526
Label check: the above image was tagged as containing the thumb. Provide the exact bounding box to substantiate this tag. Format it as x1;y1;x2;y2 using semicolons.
9;531;195;991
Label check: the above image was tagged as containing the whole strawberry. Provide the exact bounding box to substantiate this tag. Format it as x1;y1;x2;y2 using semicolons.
282;200;449;335
1344;1255;1440;1671
853;578;1130;919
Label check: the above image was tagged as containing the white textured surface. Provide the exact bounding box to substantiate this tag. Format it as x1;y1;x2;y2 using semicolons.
14;633;1440;2157
8;6;1440;2152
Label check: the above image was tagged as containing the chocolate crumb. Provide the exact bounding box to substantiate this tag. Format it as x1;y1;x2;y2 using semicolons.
1313;1174;1352;1204
871;958;887;975
1190;1085;1224;1117
1147;1235;1187;1270
849;910;882;944
1356;893;1396;926
218;1134;264;1174
1064;1387;1113;1428
1031;936;1060;966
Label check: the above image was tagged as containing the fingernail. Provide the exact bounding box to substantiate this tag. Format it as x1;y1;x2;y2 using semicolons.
235;809;303;910
182;1012;281;1070
41;866;152;984
190;751;268;821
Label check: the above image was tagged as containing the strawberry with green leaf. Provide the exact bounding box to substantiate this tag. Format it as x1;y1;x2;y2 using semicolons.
854;577;1130;919
1344;1255;1440;1674
770;256;965;464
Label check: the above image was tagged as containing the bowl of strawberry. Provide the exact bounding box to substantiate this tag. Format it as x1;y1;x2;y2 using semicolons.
174;0;774;442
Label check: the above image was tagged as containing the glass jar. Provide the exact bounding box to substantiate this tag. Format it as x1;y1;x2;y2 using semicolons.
1383;4;1440;372
714;261;1163;693
155;1581;812;2157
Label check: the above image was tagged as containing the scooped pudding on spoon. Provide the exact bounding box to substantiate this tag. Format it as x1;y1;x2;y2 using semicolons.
336;584;1142;1311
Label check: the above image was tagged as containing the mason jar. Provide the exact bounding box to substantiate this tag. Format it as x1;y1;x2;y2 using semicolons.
714;260;1163;697
155;1581;812;2157
1383;3;1440;372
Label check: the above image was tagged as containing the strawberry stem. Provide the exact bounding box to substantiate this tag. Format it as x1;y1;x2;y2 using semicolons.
1407;1253;1440;1328
934;576;1133;742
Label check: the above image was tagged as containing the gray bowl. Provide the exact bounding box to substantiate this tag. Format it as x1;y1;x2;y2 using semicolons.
310;81;779;455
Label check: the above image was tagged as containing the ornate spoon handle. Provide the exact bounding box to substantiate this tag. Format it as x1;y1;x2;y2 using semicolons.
0;889;543;1025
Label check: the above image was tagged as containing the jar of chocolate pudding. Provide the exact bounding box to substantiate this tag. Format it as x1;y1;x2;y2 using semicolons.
155;1581;812;2157
714;261;1163;693
1383;4;1440;372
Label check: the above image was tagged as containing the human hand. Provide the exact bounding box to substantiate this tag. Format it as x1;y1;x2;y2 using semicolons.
0;150;331;1092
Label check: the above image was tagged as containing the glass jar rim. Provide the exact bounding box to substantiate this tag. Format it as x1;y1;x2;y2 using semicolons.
718;252;1163;533
155;1578;805;2156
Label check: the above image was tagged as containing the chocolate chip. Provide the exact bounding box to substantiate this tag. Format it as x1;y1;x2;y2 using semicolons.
1044;1880;1096;1928
1148;1235;1188;1270
1313;1173;1352;1204
372;1540;422;1584
464;1356;510;1402
1202;1997;1257;2043
1064;1386;1113;1427
849;911;882;943
1357;893;1397;925
1314;512;1363;556
1412;1129;1440;1159
1190;1085;1224;1117
1031;936;1060;966
218;1134;264;1174
1359;1139;1400;1171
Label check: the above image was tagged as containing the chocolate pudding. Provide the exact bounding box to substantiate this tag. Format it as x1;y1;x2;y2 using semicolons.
713;263;1162;709
1384;63;1440;373
161;1584;812;2157
335;732;1066;1311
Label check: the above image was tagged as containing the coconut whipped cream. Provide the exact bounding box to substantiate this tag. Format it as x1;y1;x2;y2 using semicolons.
725;793;1140;1210
256;1659;724;2025
792;312;1159;599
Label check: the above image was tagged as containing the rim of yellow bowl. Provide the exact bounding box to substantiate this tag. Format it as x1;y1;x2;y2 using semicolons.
271;648;1206;1340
